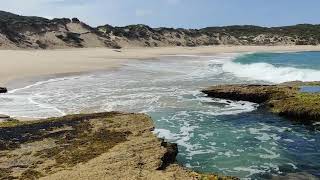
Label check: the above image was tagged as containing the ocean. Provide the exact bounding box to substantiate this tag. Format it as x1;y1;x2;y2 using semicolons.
1;51;320;179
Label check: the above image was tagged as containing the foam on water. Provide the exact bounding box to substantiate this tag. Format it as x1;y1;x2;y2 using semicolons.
222;61;320;83
222;51;320;83
1;52;320;179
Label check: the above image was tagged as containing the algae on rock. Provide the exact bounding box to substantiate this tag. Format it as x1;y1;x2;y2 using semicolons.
0;112;237;180
202;81;320;122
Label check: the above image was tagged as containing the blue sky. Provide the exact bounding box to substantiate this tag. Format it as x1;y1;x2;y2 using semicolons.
1;0;320;28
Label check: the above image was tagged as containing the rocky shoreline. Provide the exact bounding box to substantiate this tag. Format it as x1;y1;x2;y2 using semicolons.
2;80;320;179
0;112;237;180
202;81;320;122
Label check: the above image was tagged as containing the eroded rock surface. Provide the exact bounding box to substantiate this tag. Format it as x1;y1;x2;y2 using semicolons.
202;82;320;122
0;112;237;180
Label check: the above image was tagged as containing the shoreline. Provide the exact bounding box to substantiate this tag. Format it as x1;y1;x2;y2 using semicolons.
1;45;320;86
4;70;116;91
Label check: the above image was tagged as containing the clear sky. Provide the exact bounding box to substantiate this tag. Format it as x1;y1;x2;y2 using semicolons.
1;0;320;28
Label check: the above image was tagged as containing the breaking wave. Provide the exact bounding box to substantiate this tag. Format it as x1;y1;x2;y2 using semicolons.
222;60;320;83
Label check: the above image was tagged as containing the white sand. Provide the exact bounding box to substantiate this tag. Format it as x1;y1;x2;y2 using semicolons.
1;45;320;85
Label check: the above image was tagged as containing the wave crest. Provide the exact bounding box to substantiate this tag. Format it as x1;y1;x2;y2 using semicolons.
222;61;320;83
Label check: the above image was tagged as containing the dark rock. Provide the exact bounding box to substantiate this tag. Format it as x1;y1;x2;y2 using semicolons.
0;87;7;93
71;18;80;23
0;114;10;119
202;85;276;104
157;140;178;170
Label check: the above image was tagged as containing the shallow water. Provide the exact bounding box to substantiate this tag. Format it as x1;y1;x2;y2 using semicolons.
300;86;320;93
1;52;320;179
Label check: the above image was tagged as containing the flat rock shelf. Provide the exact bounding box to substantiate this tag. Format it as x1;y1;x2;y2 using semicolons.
202;81;320;122
0;112;237;180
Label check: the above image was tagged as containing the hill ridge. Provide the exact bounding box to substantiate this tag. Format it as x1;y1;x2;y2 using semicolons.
1;10;320;49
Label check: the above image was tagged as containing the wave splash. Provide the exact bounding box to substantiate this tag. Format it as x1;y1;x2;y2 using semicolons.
222;61;320;83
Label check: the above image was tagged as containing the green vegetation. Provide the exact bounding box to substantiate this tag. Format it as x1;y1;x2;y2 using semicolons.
0;112;122;150
201;24;320;45
1;10;320;49
257;84;320;121
0;119;22;128
97;23;320;46
35;123;129;167
272;93;320;120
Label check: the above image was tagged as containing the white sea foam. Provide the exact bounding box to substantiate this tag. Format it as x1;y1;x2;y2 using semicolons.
222;61;320;83
259;147;280;159
28;94;66;116
154;129;178;141
9;76;81;94
233;166;266;177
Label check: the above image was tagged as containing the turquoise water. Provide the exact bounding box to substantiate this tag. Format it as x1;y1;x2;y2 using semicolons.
1;52;320;179
235;51;320;70
222;51;320;83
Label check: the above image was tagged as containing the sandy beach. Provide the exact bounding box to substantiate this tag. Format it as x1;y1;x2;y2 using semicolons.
1;45;320;85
